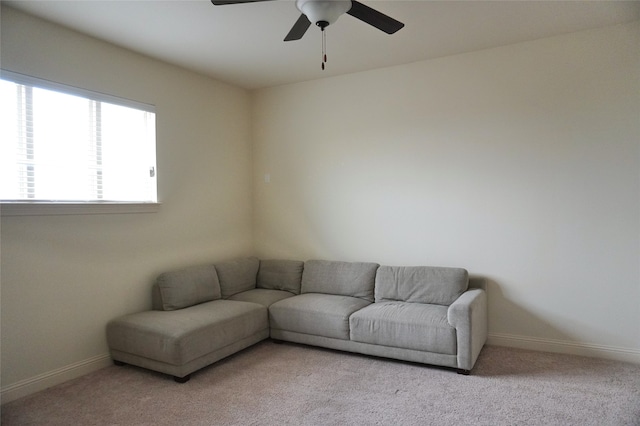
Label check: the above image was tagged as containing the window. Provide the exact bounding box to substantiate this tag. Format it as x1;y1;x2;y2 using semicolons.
0;70;157;212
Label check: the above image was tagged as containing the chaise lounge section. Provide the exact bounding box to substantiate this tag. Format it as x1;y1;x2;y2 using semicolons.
106;257;487;382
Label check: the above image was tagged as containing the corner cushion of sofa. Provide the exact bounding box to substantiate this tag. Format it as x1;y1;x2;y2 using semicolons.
216;257;260;299
228;288;296;307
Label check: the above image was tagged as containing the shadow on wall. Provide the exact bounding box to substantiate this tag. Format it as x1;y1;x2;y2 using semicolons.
469;275;577;359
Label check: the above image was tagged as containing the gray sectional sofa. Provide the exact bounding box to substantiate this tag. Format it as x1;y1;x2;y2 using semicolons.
106;257;487;382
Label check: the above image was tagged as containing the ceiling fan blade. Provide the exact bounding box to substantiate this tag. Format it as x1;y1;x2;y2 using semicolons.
284;14;312;41
211;0;274;5
346;0;404;34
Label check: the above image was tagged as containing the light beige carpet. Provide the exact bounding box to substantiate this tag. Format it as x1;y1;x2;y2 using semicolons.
2;341;639;425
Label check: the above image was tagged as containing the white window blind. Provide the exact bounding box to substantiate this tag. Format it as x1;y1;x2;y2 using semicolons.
0;70;157;204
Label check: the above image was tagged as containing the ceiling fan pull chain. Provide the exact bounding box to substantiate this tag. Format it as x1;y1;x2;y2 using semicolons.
321;28;327;70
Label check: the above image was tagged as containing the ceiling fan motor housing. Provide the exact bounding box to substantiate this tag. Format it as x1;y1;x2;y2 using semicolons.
296;0;352;27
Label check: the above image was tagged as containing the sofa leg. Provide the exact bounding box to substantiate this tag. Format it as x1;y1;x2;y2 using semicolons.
457;369;471;376
174;374;190;384
113;360;126;367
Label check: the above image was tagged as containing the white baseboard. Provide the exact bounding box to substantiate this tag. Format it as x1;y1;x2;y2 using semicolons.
488;332;640;364
1;353;112;405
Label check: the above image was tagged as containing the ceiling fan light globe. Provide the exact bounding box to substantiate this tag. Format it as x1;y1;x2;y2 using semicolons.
296;0;352;26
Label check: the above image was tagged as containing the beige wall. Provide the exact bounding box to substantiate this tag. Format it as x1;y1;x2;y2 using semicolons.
253;22;640;359
1;7;253;400
2;4;639;404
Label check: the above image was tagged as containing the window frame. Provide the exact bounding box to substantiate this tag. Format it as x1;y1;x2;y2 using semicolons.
0;70;160;216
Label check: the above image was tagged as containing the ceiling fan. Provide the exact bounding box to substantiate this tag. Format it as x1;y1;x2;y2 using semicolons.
211;0;404;66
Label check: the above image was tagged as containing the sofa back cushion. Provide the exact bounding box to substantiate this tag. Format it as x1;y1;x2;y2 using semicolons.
375;265;468;306
301;260;379;302
257;259;304;295
152;264;221;311
216;257;260;299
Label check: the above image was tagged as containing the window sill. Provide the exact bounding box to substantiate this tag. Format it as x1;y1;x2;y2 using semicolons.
0;202;161;216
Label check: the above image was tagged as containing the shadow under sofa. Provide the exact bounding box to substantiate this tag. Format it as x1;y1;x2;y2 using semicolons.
106;257;487;382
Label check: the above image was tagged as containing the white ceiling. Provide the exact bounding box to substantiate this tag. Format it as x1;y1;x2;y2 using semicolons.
5;0;640;90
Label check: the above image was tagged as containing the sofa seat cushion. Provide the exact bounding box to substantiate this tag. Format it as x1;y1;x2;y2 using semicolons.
106;300;267;366
269;293;371;340
349;302;457;355
228;288;295;307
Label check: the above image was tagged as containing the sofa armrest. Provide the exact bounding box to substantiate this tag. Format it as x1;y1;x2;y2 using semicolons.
447;288;487;372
